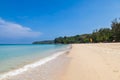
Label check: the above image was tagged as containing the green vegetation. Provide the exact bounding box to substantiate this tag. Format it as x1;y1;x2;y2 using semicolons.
54;18;120;44
111;19;120;42
54;34;91;44
33;18;120;44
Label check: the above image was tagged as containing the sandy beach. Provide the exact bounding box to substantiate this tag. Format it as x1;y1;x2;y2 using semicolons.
2;52;71;80
62;43;120;80
2;43;120;80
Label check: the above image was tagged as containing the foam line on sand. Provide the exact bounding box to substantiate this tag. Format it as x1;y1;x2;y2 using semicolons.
0;49;70;80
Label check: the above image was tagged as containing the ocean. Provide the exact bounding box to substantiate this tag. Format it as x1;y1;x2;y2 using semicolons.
0;44;70;79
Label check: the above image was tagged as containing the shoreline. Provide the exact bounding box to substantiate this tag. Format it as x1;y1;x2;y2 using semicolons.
2;43;120;80
0;45;71;80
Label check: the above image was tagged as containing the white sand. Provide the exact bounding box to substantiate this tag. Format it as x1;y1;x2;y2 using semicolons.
62;43;120;80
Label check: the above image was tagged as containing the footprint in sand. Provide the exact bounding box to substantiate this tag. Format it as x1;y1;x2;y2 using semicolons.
113;70;119;73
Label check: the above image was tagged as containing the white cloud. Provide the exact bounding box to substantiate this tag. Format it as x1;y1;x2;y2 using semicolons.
0;18;41;39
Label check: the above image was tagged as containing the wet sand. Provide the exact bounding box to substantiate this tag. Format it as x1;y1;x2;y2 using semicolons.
2;53;71;80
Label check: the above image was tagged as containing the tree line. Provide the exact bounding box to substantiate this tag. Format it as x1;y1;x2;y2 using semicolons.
54;18;120;44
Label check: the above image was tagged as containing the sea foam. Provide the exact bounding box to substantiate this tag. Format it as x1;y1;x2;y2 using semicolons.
0;48;70;80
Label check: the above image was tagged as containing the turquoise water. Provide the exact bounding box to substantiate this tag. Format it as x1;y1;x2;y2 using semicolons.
0;44;69;74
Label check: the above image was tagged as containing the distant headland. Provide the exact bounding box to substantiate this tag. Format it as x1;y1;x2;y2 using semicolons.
33;18;120;44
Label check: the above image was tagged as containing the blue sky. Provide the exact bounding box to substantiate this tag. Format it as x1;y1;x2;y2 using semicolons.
0;0;120;44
